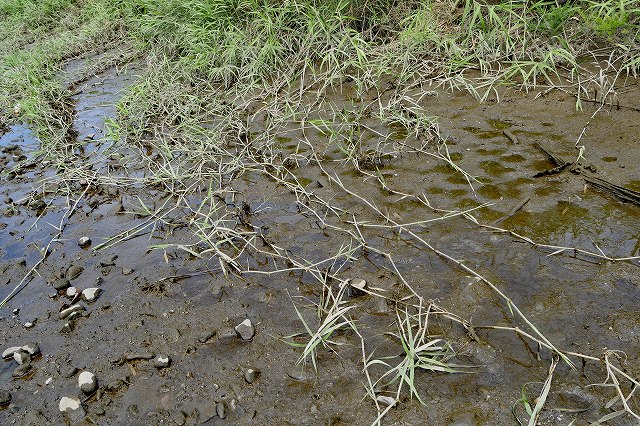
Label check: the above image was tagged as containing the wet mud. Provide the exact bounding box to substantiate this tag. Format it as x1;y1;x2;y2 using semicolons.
1;57;639;425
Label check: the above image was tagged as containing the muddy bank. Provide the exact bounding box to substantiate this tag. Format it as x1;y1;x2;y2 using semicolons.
1;56;640;425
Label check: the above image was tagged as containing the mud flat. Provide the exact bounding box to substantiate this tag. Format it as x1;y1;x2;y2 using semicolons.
1;54;640;425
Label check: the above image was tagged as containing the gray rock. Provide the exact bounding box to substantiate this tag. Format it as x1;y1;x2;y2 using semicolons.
78;371;97;394
351;278;367;291
122;268;134;275
234;319;255;341
13;350;31;365
21;342;40;356
99;255;118;267
23;321;35;329
154;355;171;369
244;368;260;384
66;287;78;298
2;346;21;359
59;304;85;319
286;365;310;381
216;401;226;419
0;390;11;405
60;322;75;334
78;237;91;248
81;287;102;302
125;352;154;362
59;396;85;420
52;278;71;291
376;395;396;407
66;265;84;280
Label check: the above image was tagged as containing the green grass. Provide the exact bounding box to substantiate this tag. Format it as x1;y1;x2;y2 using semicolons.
1;0;638;147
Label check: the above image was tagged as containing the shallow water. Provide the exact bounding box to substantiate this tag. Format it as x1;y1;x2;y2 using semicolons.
1;62;639;425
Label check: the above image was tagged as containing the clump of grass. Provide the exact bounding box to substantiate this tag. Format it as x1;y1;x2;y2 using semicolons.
283;283;357;372
366;303;473;407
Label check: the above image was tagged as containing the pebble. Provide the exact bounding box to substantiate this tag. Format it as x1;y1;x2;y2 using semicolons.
78;237;91;247
13;350;31;365
59;304;86;319
100;255;118;267
66;287;78;297
286;365;310;381
21;342;40;356
122;268;134;275
2;346;21;359
244;368;260;384
82;287;102;302
0;390;11;405
60;322;75;334
12;308;19;315
351;278;367;291
376;395;396;407
66;265;84;280
52;278;71;291
78;371;97;394
154;355;171;369
59;396;85;420
234;319;255;341
23;321;35;329
216;401;226;419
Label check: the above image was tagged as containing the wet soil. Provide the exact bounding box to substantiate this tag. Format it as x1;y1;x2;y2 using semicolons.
1;58;639;425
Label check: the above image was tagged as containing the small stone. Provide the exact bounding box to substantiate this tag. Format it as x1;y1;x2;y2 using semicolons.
66;265;84;280
154;355;171;369
66;287;78;297
82;287;102;302
2;346;21;359
59;304;85;319
12;308;19;315
45;377;53;385
216;401;226;419
122;268;134;275
99;255;118;267
60;322;75;334
59;396;85;420
12;363;32;378
351;278;367;290
286;365;310;381
0;390;11;405
78;237;91;247
376;395;396;407
52;278;71;291
234;319;255;341
244;368;260;384
23;321;34;329
78;371;97;394
21;342;40;356
13;350;31;365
